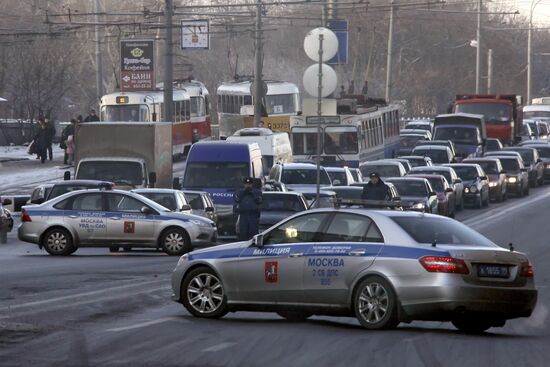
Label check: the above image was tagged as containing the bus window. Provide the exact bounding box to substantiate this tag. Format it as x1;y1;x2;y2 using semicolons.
292;128;319;155
324;126;358;154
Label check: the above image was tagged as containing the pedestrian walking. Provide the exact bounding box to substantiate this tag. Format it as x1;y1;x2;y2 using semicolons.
61;119;76;165
32;120;49;164
84;109;100;122
361;172;391;200
44;117;55;161
234;177;263;241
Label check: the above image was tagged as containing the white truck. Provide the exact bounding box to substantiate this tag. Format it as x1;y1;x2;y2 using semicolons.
70;122;174;189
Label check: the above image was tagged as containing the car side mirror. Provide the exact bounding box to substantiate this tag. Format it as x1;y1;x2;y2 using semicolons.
252;233;264;247
2;198;12;206
429;191;437;197
537;158;542;163
521;168;528;172
140;206;154;215
205;206;215;213
181;204;191;211
445;188;454;193
480;176;488;181
500;169;506;174
453;178;462;184
64;171;71;180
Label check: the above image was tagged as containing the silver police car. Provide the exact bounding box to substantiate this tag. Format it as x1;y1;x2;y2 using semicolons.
171;209;537;333
18;189;217;256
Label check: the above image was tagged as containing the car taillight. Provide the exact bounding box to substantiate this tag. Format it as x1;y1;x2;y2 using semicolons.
520;262;534;277
21;209;32;222
419;256;469;274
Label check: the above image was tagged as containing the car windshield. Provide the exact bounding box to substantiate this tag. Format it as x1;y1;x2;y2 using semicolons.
324;127;358;154
77;161;143;186
391;216;497;247
425;177;444;192
531;146;550;158
499;158;520;172
434;127;478;145
399;136;423;148
138;193;177;211
282;169;331;185
524;111;550;119
405;124;431;131
413;149;449;164
452;166;479;181
261;195;304;212
412;169;452;184
507;150;532;164
100;104;148;122
387;180;428;197
360;164;400;178
327;171;347;185
471;161;498;174
455;102;512;123
184;162;249;188
485;140;501;151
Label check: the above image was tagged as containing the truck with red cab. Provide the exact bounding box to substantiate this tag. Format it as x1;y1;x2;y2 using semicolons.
453;94;523;146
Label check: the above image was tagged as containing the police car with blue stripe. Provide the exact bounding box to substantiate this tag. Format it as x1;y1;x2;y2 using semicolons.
18;189;217;256
171;209;537;333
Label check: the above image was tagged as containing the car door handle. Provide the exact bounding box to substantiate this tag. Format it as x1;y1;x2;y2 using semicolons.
68;215;78;219
349;250;366;256
109;217;120;220
289;252;304;258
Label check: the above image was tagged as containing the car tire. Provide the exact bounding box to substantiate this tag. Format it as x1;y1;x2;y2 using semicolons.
181;267;228;319
452;318;492;334
161;228;191;256
276;310;313;321
109;247;120;253
43;228;75;256
354;276;399;330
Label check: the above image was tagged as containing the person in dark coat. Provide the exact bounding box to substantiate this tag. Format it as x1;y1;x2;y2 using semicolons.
361;80;369;96
84;109;100;122
348;80;355;94
361;172;391;200
61;119;76;165
44;117;55;161
234;177;263;241
33;121;49;164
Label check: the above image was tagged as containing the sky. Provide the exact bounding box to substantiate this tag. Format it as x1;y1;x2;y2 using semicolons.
512;0;550;25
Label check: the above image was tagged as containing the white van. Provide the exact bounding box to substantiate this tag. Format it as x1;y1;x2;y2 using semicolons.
227;128;293;176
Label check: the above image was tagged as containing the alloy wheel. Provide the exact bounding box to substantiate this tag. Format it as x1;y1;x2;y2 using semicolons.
186;273;224;314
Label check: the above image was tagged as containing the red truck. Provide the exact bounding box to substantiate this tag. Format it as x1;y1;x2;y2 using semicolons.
453;94;523;146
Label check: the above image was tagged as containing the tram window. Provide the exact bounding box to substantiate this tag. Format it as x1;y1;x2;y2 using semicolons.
324;127;358;154
265;94;296;114
205;96;209;115
184;100;191;120
244;95;252;105
190;96;201;117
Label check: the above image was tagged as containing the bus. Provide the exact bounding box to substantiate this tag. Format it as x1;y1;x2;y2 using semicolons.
100;80;211;156
216;80;300;138
290;102;403;168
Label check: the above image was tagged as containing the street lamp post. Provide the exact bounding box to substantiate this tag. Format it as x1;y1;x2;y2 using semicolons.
527;0;544;104
475;0;482;94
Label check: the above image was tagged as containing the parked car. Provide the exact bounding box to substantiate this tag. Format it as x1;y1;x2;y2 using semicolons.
407;174;455;217
462;158;507;202
181;190;218;224
445;164;490;209
258;192;308;232
398;155;433;168
408;166;464;211
385;177;438;213
132;189;192;213
29;180;114;205
503;147;545;187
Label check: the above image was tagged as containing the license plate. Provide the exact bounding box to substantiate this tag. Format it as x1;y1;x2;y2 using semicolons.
477;264;510;278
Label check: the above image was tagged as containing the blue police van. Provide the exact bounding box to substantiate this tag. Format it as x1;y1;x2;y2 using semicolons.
182;141;264;237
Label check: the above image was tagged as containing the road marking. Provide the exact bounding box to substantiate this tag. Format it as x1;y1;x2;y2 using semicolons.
0;279;166;312
201;342;237;352
462;190;550;228
105;317;187;332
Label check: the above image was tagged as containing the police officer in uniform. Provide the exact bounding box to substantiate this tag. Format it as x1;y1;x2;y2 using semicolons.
234;177;263;241
362;172;391;200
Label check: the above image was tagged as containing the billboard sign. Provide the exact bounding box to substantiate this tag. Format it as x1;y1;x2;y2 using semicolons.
120;39;155;91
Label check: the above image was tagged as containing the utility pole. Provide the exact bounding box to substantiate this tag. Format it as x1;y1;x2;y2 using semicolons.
94;0;103;102
163;0;173;123
527;0;542;104
385;0;395;103
315;33;324;208
475;0;482;94
487;48;493;94
254;0;263;127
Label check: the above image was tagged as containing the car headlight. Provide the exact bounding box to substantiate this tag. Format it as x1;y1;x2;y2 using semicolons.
189;219;209;227
489;181;498;187
546;164;550;169
411;202;425;210
469;185;478;193
464;187;470;193
507;177;517;183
